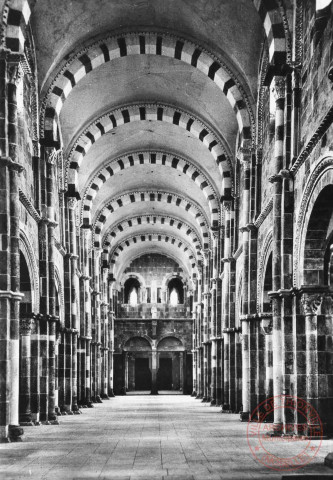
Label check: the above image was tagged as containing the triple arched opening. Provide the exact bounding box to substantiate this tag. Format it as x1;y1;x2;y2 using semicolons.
116;335;191;394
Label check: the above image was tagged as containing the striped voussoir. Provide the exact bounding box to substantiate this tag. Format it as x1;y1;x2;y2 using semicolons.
67;104;232;197
91;191;211;251
81;151;220;226
102;215;204;258
43;32;252;147
108;233;198;272
253;0;287;65
4;0;31;53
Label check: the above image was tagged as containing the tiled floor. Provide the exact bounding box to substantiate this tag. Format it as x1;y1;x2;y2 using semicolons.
1;395;333;480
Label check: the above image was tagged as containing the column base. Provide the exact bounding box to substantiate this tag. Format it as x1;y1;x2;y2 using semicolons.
95;395;103;403
49;419;60;425
324;453;333;468
19;413;33;426
201;397;210;402
239;411;249;422
8;425;24;442
41;421;52;425
101;394;110;400
191;391;197;397
72;405;82;414
86;401;94;408
108;389;115;397
210;398;216;406
150;389;159;395
195;394;202;399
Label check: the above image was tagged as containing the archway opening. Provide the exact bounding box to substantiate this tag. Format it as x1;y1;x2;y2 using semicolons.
124;277;141;305
304;185;333;286
168;277;184;304
20;251;32;316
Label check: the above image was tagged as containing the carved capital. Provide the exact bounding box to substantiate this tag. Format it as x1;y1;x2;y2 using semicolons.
67;197;78;209
45;147;61;165
20;317;34;335
7;62;23;86
223;200;233;213
273;76;286;101
237;147;252;167
301;293;323;316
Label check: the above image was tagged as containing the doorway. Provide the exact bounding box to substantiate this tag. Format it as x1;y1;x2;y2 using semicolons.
158;358;173;390
135;358;151;390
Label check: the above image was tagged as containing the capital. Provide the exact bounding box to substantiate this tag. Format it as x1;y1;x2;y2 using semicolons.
7;61;23;86
237;147;252;167
272;76;286;101
45;147;62;165
301;293;323;316
19;316;34;335
67;197;78;209
223;200;233;212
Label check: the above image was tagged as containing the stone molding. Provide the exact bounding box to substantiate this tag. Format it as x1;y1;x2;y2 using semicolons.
254;199;273;229
290;106;333;176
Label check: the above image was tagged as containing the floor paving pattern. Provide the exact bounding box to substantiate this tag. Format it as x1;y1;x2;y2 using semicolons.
1;395;333;480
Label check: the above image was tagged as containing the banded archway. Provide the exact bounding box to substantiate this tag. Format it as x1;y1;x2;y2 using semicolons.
81;151;220;225
67;103;233;197
93;190;212;250
42;31;253;148
108;232;199;273
102;215;203;256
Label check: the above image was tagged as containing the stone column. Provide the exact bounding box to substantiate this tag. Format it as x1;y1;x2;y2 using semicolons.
191;296;198;396
19;316;34;425
268;76;286;428
261;314;274;421
151;345;158;395
45;147;59;423
108;308;115;397
30;314;40;424
67;197;80;413
301;288;327;435
81;225;93;406
239;150;251;421
92;248;102;402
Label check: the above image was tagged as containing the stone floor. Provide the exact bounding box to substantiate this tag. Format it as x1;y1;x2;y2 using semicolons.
1;395;333;480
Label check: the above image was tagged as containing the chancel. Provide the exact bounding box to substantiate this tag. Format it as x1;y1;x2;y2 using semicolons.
1;0;333;477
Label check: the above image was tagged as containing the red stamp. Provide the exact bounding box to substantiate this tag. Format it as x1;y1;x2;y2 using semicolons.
247;395;323;471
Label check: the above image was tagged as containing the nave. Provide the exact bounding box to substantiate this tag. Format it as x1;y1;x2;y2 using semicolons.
1;396;333;480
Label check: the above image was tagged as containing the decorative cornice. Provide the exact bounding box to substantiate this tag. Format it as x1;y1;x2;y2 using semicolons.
19;189;41;223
